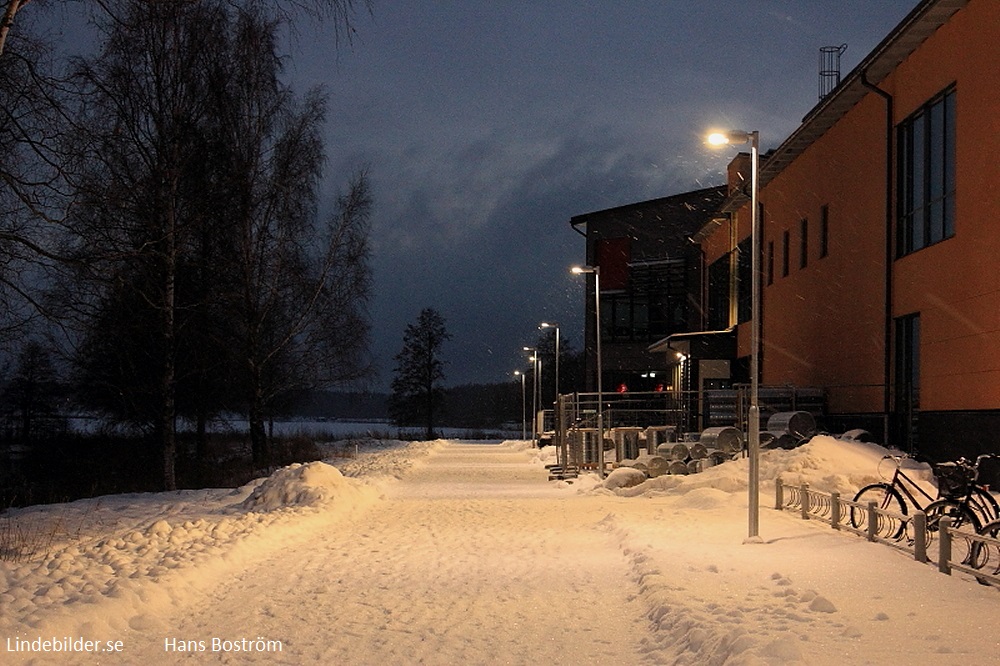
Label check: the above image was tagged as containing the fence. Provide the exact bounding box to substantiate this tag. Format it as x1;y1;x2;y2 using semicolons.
775;478;1000;587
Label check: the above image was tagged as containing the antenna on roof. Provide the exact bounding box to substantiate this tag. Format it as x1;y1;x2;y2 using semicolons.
819;44;848;101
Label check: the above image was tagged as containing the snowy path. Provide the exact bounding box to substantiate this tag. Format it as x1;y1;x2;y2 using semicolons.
5;438;1000;665
125;442;647;664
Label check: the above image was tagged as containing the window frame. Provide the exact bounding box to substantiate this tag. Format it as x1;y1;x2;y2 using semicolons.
896;86;956;256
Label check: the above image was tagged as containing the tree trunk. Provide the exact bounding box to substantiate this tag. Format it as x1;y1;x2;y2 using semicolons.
160;188;178;492
249;379;269;470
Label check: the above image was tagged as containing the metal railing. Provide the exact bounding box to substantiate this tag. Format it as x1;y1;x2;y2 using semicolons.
776;478;1000;587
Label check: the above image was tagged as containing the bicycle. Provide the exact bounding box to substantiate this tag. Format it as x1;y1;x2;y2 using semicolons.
849;455;991;539
938;455;1000;526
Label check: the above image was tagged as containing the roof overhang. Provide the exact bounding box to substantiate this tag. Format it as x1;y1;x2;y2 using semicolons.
648;328;736;356
693;0;969;239
759;0;968;189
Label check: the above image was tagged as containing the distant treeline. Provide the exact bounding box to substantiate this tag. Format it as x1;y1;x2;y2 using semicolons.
291;384;523;430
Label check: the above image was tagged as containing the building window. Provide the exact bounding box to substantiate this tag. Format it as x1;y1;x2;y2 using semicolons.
799;218;808;269
766;240;774;286
897;86;956;256
707;255;730;330
737;237;751;323
820;205;829;258
599;259;689;342
781;230;790;277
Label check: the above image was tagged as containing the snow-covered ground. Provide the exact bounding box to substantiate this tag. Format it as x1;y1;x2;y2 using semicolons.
1;436;998;664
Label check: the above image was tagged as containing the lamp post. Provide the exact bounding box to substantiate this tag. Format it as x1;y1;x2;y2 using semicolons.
514;370;526;441
707;129;761;541
523;347;539;444
539;322;560;404
571;265;604;477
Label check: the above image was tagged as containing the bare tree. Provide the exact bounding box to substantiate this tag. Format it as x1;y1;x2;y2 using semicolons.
1;0;372;56
210;12;372;465
59;0;228;490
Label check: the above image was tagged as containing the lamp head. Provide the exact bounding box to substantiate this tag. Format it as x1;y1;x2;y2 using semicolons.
707;130;752;146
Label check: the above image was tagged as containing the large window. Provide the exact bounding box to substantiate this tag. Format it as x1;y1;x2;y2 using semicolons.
736;237;751;323
781;230;790;277
819;205;829;258
799;218;808;269
897;87;956;256
600;259;689;342
707;255;730;331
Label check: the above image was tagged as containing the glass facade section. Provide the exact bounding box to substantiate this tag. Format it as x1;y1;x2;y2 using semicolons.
599;259;690;342
897;87;956;255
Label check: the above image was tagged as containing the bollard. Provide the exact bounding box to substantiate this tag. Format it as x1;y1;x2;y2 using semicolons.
775;478;784;510
867;501;877;542
831;492;841;530
938;516;952;574
913;512;927;563
801;483;810;520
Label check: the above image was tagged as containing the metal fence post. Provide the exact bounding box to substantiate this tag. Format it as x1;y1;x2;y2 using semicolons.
775;478;783;510
867;501;877;542
831;491;841;530
801;483;810;520
913;512;927;563
938;516;952;575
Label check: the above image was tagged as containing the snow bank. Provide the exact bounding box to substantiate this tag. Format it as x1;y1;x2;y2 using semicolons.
600;434;937;499
0;441;436;642
241;461;365;511
333;439;445;479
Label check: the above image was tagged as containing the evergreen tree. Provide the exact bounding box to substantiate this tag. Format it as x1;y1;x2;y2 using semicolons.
389;308;450;440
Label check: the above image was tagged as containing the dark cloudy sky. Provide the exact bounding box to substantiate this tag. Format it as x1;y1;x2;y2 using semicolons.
39;1;920;390
286;0;918;390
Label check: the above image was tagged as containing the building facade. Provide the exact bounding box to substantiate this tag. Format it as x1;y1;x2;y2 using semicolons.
570;187;727;395
689;0;999;459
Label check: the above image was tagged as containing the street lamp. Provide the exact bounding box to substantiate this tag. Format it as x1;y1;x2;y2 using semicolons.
540;321;562;468
523;346;539;444
539;322;560;404
707;128;761;541
514;370;526;441
571;265;604;477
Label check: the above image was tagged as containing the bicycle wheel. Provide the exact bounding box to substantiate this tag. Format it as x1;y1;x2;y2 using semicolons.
925;499;982;567
969;486;1000;524
851;484;907;538
924;499;982;533
970;519;1000;581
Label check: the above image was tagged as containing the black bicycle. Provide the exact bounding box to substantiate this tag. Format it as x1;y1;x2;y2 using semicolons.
850;455;996;538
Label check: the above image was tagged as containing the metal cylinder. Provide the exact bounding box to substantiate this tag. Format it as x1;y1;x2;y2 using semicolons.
699;426;744;453
766;411;816;439
657;442;690;461
688;442;708;460
668;460;690;475
632;454;668;478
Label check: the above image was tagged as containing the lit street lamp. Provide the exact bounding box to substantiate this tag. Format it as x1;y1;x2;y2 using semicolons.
707;128;761;541
514;370;526;441
539;322;560;404
571;265;604;477
523;347;540;444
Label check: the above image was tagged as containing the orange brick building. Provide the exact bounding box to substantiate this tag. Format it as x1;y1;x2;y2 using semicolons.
692;0;999;458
